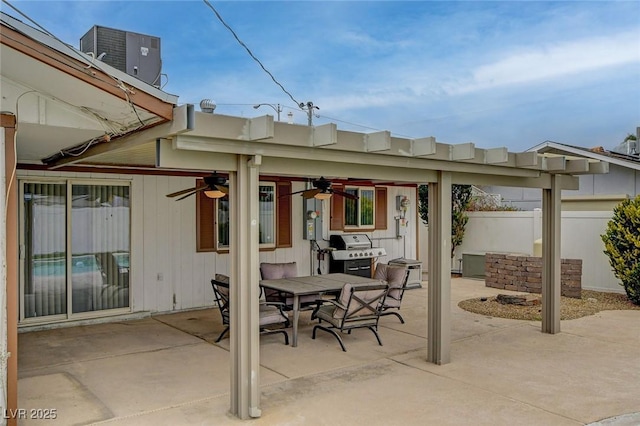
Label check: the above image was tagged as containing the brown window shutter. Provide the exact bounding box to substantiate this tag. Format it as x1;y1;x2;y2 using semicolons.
196;179;216;252
276;181;292;248
330;183;345;230
375;187;387;230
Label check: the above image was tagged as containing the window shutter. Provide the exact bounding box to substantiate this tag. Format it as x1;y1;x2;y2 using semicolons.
330;183;345;230
375;187;387;230
196;179;216;252
276;181;292;248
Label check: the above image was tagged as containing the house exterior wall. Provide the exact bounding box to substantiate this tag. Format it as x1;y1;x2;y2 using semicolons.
17;170;416;319
480;163;639;211
453;211;622;293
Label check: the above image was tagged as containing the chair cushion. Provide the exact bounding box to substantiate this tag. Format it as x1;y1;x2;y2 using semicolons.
334;282;386;319
283;294;318;306
383;297;401;308
260;262;297;279
314;304;340;325
335;283;354;318
213;274;230;297
215;273;230;284
374;264;406;300
259;304;288;326
373;263;388;281
260;263;298;305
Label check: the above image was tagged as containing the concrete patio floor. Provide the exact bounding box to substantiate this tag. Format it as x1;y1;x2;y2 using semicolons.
17;278;640;425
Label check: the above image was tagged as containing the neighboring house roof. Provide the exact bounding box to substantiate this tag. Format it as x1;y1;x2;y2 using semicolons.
528;140;640;172
0;11;178;164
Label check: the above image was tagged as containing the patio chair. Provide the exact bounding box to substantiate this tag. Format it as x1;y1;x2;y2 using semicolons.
211;274;290;345
373;263;410;324
259;262;318;310
310;282;389;352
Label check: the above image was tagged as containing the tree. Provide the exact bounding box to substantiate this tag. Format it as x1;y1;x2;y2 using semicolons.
601;195;640;305
418;184;472;258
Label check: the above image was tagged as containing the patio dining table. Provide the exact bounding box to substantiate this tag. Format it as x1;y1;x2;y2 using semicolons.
259;273;382;347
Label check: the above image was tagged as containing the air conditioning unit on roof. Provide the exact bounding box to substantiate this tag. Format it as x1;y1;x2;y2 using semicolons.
80;25;162;87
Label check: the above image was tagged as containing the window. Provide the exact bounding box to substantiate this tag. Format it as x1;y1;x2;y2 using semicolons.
331;184;387;231
344;187;375;227
20;180;131;321
197;180;292;252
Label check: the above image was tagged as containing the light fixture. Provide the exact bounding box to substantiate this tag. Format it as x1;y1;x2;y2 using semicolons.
253;103;282;121
204;189;226;199
314;192;332;200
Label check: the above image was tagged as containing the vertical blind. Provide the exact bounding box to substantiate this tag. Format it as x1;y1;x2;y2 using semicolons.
22;182;130;319
23;183;67;318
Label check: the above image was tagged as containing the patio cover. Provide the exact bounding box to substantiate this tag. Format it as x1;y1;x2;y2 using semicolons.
1;9;611;420
46;109;609;419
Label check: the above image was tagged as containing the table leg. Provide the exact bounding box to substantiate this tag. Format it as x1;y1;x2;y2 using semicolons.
292;294;300;347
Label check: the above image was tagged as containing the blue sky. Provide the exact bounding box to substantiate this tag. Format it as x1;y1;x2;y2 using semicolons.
4;0;640;152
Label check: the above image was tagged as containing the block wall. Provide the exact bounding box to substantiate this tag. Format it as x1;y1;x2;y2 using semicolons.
485;253;582;298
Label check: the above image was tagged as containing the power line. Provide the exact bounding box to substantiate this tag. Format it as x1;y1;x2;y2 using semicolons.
2;0;149;131
201;0;303;108
315;114;417;139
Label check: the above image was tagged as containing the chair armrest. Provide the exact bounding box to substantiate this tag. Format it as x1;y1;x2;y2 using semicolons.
315;299;346;310
310;298;347;320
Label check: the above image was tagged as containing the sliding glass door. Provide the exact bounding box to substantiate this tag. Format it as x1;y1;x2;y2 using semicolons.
20;180;131;322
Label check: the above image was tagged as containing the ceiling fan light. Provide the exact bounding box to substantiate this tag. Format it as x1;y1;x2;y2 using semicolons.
204;189;226;199
314;192;332;200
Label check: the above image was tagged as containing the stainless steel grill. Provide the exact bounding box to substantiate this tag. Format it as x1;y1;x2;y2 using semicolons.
328;234;387;277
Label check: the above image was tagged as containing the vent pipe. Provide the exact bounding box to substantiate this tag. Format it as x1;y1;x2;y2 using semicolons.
199;99;216;114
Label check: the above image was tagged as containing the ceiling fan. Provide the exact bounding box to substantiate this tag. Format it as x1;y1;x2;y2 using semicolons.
166;172;228;201
285;177;358;200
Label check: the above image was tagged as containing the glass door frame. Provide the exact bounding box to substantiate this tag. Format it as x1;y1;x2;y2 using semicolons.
18;178;133;325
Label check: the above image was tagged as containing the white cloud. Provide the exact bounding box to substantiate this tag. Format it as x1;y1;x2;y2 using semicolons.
448;31;640;95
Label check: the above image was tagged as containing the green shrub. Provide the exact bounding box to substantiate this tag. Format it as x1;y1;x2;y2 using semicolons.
601;195;640;305
418;184;472;258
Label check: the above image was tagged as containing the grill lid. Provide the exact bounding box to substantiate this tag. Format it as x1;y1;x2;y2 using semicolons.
329;234;372;250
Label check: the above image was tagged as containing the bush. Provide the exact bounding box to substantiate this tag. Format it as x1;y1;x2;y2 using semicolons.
418;184;472;258
601;195;640;305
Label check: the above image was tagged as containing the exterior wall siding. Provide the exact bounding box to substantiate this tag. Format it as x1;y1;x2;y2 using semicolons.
17;170;415;318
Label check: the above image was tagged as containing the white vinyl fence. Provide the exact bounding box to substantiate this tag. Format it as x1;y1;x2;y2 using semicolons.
419;210;624;293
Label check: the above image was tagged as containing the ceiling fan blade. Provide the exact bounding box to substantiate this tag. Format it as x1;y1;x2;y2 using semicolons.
215;185;229;194
166;185;205;198
175;186;207;201
332;189;359;200
302;189;322;199
279;189;306;198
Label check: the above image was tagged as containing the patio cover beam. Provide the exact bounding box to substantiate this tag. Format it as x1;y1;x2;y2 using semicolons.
157;139;580;190
541;174;562;333
172;135;545;179
427;171;452;364
229;154;262;418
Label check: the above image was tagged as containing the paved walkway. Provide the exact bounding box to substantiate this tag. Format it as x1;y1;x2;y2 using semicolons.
17;278;640;425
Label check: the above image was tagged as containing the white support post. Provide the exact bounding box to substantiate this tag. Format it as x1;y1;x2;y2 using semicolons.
427;171;452;364
229;154;262;419
541;174;561;333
